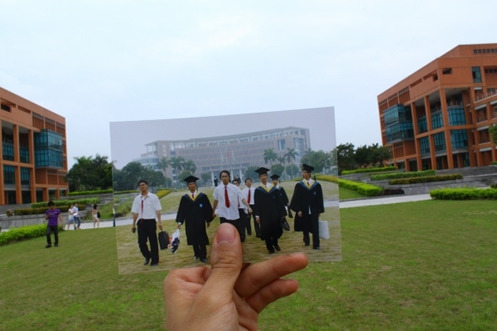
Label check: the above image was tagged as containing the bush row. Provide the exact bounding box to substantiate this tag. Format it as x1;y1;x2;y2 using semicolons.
316;174;383;196
342;166;397;175
0;224;63;246
389;174;462;185
68;189;113;196
430;188;497;200
10;198;100;216
371;170;436;181
31;198;99;208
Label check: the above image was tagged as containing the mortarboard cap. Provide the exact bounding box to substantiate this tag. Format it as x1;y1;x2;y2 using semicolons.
255;167;270;175
270;174;280;180
184;175;199;183
302;164;314;172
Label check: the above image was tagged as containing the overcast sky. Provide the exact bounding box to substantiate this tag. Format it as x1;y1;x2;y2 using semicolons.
1;0;496;168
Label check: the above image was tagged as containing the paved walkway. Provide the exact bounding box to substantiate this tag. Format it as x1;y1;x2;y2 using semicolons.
78;193;433;230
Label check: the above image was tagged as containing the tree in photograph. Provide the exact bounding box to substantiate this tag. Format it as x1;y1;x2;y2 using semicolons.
263;148;278;166
284;148;299;165
285;163;299;178
112;161;166;191
301;150;329;174
158;157;170;175
270;163;285;178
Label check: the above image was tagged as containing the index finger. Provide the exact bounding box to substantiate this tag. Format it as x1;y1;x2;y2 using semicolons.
234;252;308;298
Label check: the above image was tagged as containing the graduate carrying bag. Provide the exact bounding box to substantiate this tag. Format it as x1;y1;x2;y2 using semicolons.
158;230;170;250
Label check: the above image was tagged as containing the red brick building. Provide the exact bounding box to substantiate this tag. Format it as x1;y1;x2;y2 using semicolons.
0;87;68;205
378;44;497;170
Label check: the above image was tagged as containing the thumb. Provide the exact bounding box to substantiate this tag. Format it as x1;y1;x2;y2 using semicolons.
204;223;242;295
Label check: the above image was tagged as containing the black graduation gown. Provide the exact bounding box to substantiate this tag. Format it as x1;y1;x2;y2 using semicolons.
254;185;286;240
289;180;324;232
176;192;214;246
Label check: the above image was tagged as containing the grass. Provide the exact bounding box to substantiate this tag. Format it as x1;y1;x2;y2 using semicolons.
1;200;496;329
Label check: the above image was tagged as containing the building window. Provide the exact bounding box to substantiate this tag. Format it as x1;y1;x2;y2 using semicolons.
431;111;443;129
419;136;430;156
442;68;452;74
418;116;427;133
2;141;14;161
1;104;11;112
448;106;466;126
21;167;31;185
433;132;446;152
3;165;15;184
34;129;63;168
451;130;468;149
472;66;482;83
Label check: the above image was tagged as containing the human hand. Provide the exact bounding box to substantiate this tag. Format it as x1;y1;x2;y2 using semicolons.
131;226;136;233
164;223;308;330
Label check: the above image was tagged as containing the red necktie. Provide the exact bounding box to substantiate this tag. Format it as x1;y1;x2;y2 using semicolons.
192;193;194;199
247;189;251;204
224;186;230;207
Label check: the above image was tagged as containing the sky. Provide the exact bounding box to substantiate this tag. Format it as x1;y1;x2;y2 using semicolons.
1;0;496;169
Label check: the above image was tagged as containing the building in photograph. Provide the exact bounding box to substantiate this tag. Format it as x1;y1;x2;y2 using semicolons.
137;127;310;184
378;43;497;170
1;87;68;205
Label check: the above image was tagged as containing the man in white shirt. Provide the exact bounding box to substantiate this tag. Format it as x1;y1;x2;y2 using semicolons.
131;179;163;267
212;170;252;241
241;177;258;237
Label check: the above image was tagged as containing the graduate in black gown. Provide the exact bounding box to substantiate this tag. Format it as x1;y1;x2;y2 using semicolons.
176;176;214;263
254;167;286;254
289;164;324;249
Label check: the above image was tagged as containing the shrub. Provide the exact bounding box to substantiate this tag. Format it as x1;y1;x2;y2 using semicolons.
316;174;382;196
371;170;436;181
389;174;462;185
0;224;64;246
342;166;397;175
68;189;113;196
430;188;497;200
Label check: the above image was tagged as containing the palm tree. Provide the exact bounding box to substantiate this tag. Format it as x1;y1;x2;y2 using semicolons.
284;148;299;164
263;148;278;165
158;157;170;174
183;159;197;174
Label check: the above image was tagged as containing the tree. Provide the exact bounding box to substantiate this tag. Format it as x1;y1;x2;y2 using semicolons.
285;163;299;178
66;154;113;191
158;157;170;174
490;124;497;144
112;161;166;191
263;148;278;166
332;143;356;174
270;163;285;178
301;150;329;174
284;148;298;164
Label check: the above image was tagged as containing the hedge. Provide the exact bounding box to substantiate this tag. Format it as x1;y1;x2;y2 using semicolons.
342;166;397;175
371;170;436;181
389;174;462;185
315;174;383;196
0;224;63;246
68;188;113;196
430;188;497;200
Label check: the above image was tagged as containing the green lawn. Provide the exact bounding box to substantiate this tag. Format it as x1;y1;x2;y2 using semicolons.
1;200;496;330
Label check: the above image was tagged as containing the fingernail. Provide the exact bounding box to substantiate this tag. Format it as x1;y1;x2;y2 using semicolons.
216;223;236;244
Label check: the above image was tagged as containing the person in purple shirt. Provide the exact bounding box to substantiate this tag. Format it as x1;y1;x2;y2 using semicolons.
45;200;63;248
